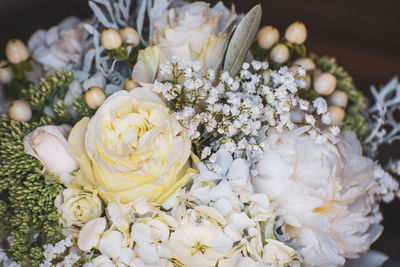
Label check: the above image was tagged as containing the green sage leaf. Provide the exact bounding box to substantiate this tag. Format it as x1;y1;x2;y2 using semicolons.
223;4;262;76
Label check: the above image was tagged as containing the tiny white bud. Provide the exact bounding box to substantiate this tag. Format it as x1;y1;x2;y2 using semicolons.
85;86;106;109
314;72;337;95
120;27;140;47
101;28;122;50
285;22;307;44
9;100;32;122
124;78;139;91
329;90;348;107
5;39;29;64
257;26;280;50
328;105;345;125
270;44;289;63
293;57;315;70
0;60;13;84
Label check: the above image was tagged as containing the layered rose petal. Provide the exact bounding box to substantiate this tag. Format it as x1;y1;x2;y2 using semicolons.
133;1;239;83
69;88;194;204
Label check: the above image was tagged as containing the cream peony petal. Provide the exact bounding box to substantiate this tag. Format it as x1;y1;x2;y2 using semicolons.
99;231;124;260
78;217;107;251
132;46;160;83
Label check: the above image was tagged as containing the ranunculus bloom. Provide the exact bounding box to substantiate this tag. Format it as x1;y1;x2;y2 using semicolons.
253;127;389;266
24;124;78;176
68;87;194;204
55;186;103;227
132;2;239;83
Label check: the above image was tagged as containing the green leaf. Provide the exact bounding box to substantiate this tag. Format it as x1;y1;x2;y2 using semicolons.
223;4;262;76
294;44;307;57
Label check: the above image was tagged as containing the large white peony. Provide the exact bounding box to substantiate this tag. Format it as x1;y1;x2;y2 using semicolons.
132;2;239;83
253;127;388;266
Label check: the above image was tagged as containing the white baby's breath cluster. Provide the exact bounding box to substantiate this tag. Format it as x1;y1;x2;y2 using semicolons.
40;236;79;267
154;58;340;162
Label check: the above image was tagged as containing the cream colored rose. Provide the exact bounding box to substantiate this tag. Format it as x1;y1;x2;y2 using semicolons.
132;2;239;83
24;124;78;178
68;87;194;204
56;186;103;227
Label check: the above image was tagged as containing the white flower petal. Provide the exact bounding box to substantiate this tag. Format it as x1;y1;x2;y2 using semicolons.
134;242;159;264
92;255;115;267
227;158;250;180
99;231;124;259
118;247;135;265
78;217;107;251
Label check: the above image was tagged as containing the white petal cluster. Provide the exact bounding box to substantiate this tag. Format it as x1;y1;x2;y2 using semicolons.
254;127;399;266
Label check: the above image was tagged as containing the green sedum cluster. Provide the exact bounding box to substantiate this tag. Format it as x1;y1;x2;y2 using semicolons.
0;115;63;266
0;70;95;266
22;70;95;125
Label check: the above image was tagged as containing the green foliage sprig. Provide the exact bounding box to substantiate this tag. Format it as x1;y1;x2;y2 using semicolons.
22;70;95;124
0;70;97;266
0;115;63;267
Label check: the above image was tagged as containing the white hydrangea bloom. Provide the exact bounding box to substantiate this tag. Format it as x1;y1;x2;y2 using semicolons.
167;209;234;267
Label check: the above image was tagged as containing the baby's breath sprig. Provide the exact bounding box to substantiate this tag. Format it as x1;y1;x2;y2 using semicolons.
155;58;340;162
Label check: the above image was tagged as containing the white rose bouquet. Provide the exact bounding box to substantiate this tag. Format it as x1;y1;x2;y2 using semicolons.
0;1;399;267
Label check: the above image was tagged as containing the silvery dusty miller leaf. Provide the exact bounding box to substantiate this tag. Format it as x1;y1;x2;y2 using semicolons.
223;4;262;76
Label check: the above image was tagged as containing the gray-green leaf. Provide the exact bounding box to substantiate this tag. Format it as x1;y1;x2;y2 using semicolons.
223;4;262;77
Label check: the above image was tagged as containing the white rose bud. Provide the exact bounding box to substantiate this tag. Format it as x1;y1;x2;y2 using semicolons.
9;100;32;122
101;28;122;50
56;187;103;227
24;124;78;176
120;27;140;47
0;60;13;84
5;39;29;64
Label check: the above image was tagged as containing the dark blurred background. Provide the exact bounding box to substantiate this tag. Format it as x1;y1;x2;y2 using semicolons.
0;0;399;264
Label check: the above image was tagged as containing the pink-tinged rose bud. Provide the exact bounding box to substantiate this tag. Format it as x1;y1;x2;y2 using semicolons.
24;125;77;176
